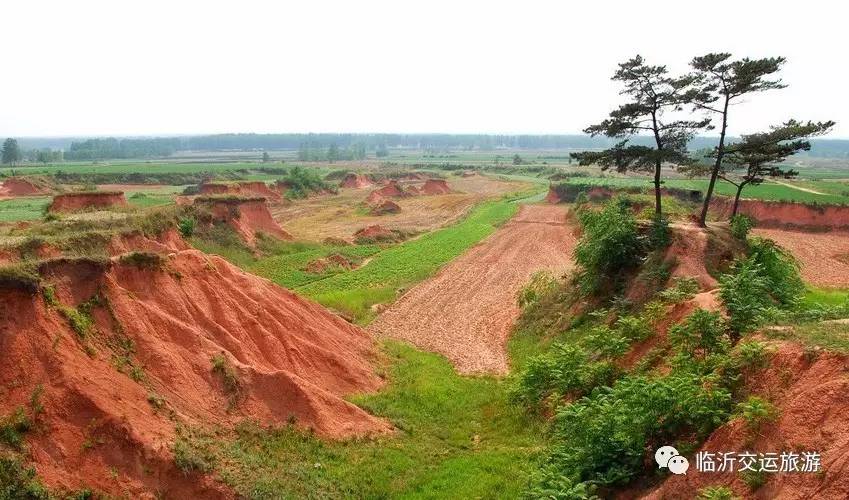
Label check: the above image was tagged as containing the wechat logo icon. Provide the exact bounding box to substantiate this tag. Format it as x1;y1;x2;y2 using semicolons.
656;445;689;475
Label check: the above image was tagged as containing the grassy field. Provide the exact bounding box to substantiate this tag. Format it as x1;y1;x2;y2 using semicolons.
296;200;518;323
205;340;545;499
552;176;849;204
0;197;50;222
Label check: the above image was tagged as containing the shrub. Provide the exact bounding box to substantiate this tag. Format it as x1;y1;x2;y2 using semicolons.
283;166;334;199
614;315;652;342
540;372;732;487
177;216;196;238
736;396;778;433
746;238;803;307
669;309;730;362
0;455;49;499
657;277;700;303
211;353;240;398
648;214;671;249
734;340;769;369
583;325;630;359
730;214;754;240
719;259;772;336
574;198;641;294
510;344;615;410
0;407;32;450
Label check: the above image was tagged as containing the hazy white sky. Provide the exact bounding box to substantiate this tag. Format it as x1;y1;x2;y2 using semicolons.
2;0;847;138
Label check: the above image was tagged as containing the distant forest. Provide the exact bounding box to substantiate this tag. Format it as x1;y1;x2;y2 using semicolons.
13;133;849;160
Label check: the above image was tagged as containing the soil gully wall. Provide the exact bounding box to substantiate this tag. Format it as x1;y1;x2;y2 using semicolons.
48;192;127;212
710;197;849;229
196;198;291;245
0;250;389;496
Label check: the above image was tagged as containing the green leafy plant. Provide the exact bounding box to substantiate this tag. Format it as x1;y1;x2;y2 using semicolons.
574;198;641;295
719;259;772;336
698;486;740;500
736;396;778;433
177;216;196;238
669;309;730;362
730;214;754;240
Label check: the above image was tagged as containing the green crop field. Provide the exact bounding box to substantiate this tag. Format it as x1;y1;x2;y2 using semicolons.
296;200;517;323
554;176;849;204
0;197;50;222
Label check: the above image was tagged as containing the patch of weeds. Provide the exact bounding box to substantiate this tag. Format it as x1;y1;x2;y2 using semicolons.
41;285;59;307
118;251;165;270
173;426;216;474
698;485;741;500
658;277;700;303
0;264;41;294
736;396;778;434
740;468;768;491
0;407;32;450
147;393;166;411
0;454;50;499
734;340;770;370
211;353;241;407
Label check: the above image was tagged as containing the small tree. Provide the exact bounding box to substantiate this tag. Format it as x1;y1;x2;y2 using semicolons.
1;138;21;166
512;154;523;165
690;54;787;226
262;151;270;163
572;56;709;216
719;120;834;216
327;143;339;163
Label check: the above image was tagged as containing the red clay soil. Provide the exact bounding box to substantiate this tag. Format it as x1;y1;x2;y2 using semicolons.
420;179;452;195
196;198;292;245
199;182;281;201
107;228;190;256
0;177;50;196
48;192;128;213
710;197;849;229
368;204;576;375
0;249;389;496
340;173;375;189
645;342;849;499
371;180;411;198
665;224;728;290
305;254;354;274
545;186;562;204
353;225;395;243
753;228;849;288
369;199;401;215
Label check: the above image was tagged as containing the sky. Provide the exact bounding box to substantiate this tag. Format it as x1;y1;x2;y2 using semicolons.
2;0;847;138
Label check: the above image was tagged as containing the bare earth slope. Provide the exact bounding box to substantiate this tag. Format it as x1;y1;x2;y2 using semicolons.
753;228;849;288
368;204;575;375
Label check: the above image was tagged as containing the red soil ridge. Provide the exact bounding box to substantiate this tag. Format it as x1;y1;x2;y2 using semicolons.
353;225;394;241
48;192;128;213
196;198;292;245
369;199;401;215
371;180;411;198
0;177;51;196
545;186;561;204
199;182;281;201
420;179;452;195
710;197;849;230
646;342;849;499
0;250;389;496
340;173;375;189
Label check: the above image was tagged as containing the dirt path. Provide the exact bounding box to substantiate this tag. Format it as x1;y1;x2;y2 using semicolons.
368;204;576;375
768;179;828;195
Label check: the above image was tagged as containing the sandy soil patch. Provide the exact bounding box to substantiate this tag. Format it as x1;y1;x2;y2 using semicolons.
271;175;528;241
368;204;576;375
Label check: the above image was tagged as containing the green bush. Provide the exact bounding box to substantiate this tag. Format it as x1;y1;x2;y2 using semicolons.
746;238;803;307
509;344;615;410
668;309;730;362
648;214;671;249
719;259;773;335
178;216;196;238
730;214;754;240
0;454;49;499
540;372;732;487
736;396;778;433
657;277;700;303
283;166;334;199
734;340;769;369
614;315;653;342
0;408;32;450
574;198;641;294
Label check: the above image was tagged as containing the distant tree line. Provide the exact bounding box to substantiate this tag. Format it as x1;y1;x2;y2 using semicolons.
297;142;367;162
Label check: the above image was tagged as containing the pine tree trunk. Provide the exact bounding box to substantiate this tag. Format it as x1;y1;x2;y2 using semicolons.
731;184;744;218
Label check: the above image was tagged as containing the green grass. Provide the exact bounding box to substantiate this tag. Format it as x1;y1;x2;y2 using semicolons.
0;197;50;222
249;243;381;289
802;287;849;308
554;176;849;204
215;340;545;499
297;200;518;323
